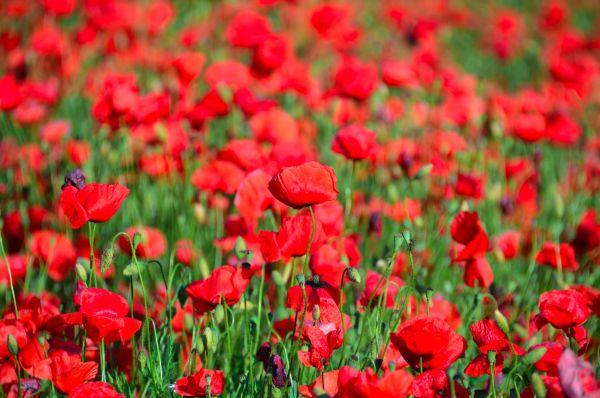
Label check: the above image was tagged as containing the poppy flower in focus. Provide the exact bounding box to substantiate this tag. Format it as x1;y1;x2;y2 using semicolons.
174;368;225;397
390;316;467;371
59;170;129;229
332;124;377;161
186;265;256;316
535;289;590;330
268;161;338;209
63;287;141;343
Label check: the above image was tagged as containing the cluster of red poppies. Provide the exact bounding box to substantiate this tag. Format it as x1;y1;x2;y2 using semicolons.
1;0;600;397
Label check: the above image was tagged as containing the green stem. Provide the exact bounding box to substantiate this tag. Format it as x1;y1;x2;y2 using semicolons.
100;338;106;382
0;237;19;319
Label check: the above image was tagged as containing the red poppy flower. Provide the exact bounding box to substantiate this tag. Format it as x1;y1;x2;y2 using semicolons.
174;369;225;397
495;231;521;260
357;270;404;310
535;242;579;271
450;211;489;261
299;369;339;398
60;182;129;229
464;319;525;377
268;161;338;209
68;381;124;398
117;227;167;259
29;230;76;281
454;173;484;200
186;265;256;316
390;317;467;370
63;288;141;343
536;289;590;330
49;350;98;393
332;124;377;161
234;169;274;222
409;369;449;398
277;209;325;258
298;323;343;371
336;366;414;398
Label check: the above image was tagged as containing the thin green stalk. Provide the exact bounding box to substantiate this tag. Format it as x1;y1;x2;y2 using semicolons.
0;237;19;319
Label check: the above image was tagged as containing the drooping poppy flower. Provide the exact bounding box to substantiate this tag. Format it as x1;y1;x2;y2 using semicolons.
535;242;579;271
450;211;489;261
174;369;225;397
63;288;141;343
463;257;494;288
186;265;256;315
60;172;129;229
68;381;124;398
268;161;338;209
390;317;467;370
535;289;590;330
331;124;377;161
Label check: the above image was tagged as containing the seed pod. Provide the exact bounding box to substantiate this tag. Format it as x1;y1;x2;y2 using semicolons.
296;274;305;286
346;267;361;284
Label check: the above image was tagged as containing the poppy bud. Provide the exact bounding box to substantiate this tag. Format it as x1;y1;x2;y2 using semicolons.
195;337;205;355
523;347;547;365
414;163;433;180
203;327;217;352
531;373;546;397
100;245;114;273
214;305;225;324
61;169;86;190
133;232;142;249
494;309;510;335
138;350;148;371
346;267;361;284
312;305;320;322
194;203;207;224
269;354;287;389
554;192;564;218
6;334;19;356
425;288;434;301
235;236;247;260
271;270;284;286
75;262;88;281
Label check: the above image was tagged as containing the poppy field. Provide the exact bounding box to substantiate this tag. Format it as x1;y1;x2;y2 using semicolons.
2;0;600;397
